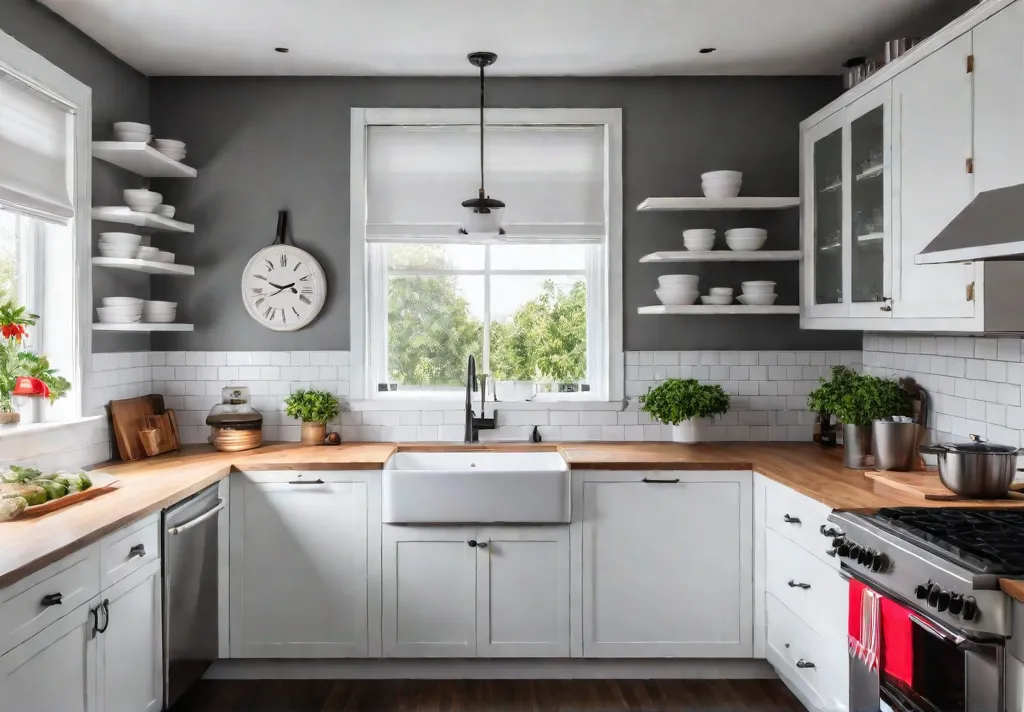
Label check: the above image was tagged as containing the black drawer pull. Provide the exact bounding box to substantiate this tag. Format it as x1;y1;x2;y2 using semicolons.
41;593;62;607
468;540;478;548
97;599;110;634
288;478;324;485
642;478;680;484
477;542;488;549
788;580;811;590
783;514;801;524
128;544;146;559
90;606;101;637
796;659;816;669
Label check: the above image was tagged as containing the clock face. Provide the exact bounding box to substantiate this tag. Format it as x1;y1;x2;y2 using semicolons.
241;246;326;331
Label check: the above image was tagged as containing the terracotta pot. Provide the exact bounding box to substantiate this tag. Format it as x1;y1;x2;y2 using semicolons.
301;421;327;445
0;411;20;425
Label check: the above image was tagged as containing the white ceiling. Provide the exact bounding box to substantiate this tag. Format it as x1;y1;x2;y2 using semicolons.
40;0;950;77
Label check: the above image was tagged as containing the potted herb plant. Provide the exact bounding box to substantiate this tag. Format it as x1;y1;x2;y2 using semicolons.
806;365;859;448
284;389;340;444
639;378;731;443
0;299;70;424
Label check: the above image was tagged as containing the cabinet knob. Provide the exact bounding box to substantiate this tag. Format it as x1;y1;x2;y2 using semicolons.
880;304;892;312
477;542;488;549
468;540;478;548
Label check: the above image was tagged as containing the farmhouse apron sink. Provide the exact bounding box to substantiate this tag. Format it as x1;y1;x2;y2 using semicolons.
382;451;570;524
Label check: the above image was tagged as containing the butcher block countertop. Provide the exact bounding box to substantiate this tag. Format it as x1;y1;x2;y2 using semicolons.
3;440;1024;590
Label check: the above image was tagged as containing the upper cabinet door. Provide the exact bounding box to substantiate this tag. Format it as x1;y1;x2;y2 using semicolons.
847;83;893;318
891;34;977;319
974;0;1024;194
802;110;849;318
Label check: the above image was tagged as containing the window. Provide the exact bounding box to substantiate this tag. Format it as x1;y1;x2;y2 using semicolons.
351;109;622;401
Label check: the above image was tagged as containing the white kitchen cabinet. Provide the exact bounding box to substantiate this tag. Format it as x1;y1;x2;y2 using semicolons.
580;470;753;658
891;33;976;320
230;471;370;658
802;110;847;320
0;600;98;712
476;527;570;658
96;561;162;712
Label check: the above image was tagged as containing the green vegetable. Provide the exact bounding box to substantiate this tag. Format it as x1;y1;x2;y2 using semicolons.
36;480;66;501
0;470;21;484
638;378;731;426
1;465;42;484
65;483;82;494
807;366;912;426
0;483;46;506
0;496;27;521
78;472;92;490
284;389;340;424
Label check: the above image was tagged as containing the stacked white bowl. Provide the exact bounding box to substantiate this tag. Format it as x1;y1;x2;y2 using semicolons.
739;281;778;306
725;228;768;251
701;170;743;199
656;275;699;305
156;251;175;263
154;139;186;162
124;189;162;214
98;232;142;259
137;246;160;261
114;122;151;143
97;297;143;324
683;229;716;252
143;300;177;323
154;204;176;218
700;287;734;306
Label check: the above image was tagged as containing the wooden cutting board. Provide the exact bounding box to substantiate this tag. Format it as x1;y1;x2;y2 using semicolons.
109;394;167;461
865;469;1024;502
144;412;178;455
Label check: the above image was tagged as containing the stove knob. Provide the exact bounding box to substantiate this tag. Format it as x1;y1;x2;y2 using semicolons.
936;591;951;612
832;537;846;549
962;597;978;621
871;553;890;573
858;548;873;566
927;584;943;608
948;594;965;616
838;542;851;557
914;584;930;600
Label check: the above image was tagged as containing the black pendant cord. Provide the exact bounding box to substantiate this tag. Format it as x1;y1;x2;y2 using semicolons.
478;63;485;199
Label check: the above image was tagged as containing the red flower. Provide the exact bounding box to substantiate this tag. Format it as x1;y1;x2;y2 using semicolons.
1;324;26;341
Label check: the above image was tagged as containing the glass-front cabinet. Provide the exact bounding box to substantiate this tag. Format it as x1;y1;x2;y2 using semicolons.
802;83;892;321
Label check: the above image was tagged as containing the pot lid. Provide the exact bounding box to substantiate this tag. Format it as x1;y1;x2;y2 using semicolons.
937;441;1019;455
206;410;263;427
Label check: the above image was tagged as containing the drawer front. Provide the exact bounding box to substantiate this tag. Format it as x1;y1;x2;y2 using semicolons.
0;545;100;655
767;593;849;712
765;480;842;569
766;528;848;647
100;515;161;589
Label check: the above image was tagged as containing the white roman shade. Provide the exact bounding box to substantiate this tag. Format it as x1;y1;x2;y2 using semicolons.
0;71;74;224
366;124;606;243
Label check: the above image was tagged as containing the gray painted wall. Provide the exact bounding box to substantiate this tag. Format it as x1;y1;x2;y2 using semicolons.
0;0;150;353
149;76;861;352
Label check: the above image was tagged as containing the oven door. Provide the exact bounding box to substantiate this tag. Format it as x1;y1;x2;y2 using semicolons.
846;573;1004;712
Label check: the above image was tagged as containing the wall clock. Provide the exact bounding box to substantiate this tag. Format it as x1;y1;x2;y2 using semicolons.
241;211;326;331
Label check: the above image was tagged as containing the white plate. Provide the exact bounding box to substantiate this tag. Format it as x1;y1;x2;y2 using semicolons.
737;293;778;306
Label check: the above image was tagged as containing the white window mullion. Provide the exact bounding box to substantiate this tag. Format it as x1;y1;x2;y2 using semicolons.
482;244;491;376
367;243;388;393
585;244;606;399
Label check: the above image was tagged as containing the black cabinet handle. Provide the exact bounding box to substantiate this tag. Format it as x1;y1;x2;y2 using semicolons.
41;593;62;607
796;659;816;669
288;478;324;485
820;525;842;538
97;599;110;634
90;606;101;637
477;542;488;549
468;540;478;548
642;478;680;484
788;580;811;590
128;544;146;559
783;514;801;524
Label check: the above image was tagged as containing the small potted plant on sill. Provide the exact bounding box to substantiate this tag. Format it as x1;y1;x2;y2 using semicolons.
284;388;340;445
0;299;71;424
639;378;731;443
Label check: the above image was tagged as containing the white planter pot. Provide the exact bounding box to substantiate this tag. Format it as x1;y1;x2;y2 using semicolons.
671;418;708;443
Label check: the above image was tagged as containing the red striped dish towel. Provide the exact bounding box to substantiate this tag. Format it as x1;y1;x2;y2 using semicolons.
848;578;881;673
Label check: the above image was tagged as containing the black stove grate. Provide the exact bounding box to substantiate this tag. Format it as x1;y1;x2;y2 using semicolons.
871;508;1024;574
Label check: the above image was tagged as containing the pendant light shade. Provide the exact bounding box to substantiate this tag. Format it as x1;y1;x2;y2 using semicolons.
461;51;505;236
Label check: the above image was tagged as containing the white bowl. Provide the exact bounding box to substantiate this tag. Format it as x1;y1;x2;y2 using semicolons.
116;133;152;144
741;281;777;295
102;297;143;307
145;316;177;324
154;138;185;149
98;245;139;259
114;122;150;134
123;189;162;213
737;293;779;306
702;181;742;199
97;308;142;321
709;287;734;296
658;274;699;288
683;235;716;251
98;232;142;247
701;170;743;182
154;204;176;218
144;300;177;309
159;150;187;162
136;246;160;260
725;227;767;238
682;228;716;239
156;251;175;263
726;235;768;251
97;303;143;313
700;295;735;306
655;288;699;306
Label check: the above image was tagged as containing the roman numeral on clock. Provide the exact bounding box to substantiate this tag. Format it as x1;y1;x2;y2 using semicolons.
280;253;287;267
264;259;274;271
299;294;312;305
255;297;265;308
264;306;275;320
301;286;313;294
299;275;310;282
292;307;300;317
251;287;263;294
293;261;302;272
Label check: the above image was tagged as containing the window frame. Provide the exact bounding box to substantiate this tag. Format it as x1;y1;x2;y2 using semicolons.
0;27;92;423
349;107;623;404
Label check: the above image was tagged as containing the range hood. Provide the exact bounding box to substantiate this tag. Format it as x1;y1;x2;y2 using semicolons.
917;184;1024;264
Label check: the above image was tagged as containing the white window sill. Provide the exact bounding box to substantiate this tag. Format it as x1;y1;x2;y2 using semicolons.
0;414;104;438
350;397;630;411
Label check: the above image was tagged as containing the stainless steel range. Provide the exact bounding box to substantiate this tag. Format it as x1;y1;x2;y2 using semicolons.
829;507;1023;712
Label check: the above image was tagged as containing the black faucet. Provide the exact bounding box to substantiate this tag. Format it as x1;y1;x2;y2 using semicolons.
465;355;497;442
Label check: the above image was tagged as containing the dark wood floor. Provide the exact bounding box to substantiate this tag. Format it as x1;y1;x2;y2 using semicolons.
170;679;805;711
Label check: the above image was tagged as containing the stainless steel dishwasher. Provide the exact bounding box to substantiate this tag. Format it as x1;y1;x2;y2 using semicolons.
162;483;223;708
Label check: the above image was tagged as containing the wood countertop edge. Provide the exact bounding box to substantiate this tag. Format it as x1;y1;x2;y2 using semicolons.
1000;578;1024;603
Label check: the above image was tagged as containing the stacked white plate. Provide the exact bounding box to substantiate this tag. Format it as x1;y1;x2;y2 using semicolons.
156;251;175;263
114;122;151;143
656;274;699;305
154;139;186;162
725;228;768;251
700;287;734;305
97;297;143;324
738;281;778;306
143;300;177;323
702;170;742;199
98;232;142;259
682;229;716;252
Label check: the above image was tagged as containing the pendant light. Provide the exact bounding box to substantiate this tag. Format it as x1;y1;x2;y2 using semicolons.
460;51;505;236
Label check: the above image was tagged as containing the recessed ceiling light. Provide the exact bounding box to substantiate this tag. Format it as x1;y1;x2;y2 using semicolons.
274;47;289;53
699;47;717;54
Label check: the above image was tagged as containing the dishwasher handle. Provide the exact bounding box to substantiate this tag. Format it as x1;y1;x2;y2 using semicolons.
167;500;224;536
